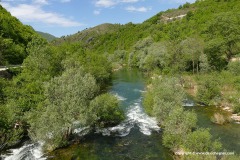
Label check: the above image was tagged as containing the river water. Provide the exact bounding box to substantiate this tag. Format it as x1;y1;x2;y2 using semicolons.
47;69;172;160
2;69;240;159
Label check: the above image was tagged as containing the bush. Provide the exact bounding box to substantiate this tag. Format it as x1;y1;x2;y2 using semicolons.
184;128;222;152
227;61;240;76
196;75;221;105
90;93;125;127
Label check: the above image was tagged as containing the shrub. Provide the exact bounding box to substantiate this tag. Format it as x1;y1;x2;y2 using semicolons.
227;61;240;76
90;93;125;127
196;76;221;105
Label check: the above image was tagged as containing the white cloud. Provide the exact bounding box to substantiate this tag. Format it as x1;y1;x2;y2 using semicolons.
33;0;49;5
1;3;82;27
125;6;151;12
120;0;139;3
95;0;116;8
61;0;71;3
94;0;140;8
93;10;101;15
160;0;196;4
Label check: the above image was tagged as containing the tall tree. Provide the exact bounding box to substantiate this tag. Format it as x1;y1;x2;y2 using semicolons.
205;12;240;70
181;37;204;74
27;67;99;151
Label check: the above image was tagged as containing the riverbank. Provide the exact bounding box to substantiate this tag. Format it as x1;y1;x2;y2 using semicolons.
180;74;240;123
144;73;240;159
1;69;172;160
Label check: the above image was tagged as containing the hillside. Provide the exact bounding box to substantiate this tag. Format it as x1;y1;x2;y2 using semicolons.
0;5;40;65
52;23;121;46
0;0;240;159
53;0;240;72
37;31;57;42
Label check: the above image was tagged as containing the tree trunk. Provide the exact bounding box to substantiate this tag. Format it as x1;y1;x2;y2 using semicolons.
192;60;195;74
197;62;199;74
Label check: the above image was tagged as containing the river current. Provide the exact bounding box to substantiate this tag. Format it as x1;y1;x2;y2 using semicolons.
2;69;240;160
2;69;172;160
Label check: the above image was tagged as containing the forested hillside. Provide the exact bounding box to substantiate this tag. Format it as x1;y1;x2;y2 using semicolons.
54;0;240;73
0;0;240;159
0;5;40;65
37;31;57;42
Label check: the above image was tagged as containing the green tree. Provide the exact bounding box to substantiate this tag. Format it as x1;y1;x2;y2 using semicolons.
227;61;240;76
205;12;240;70
197;75;221;105
144;77;186;124
199;53;210;73
27;67;99;151
90;93;124;127
181;37;204;74
163;107;197;150
184;128;222;152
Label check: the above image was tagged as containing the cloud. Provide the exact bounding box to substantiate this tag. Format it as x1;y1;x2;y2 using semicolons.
94;0;140;8
125;6;151;12
33;0;49;5
60;0;71;3
95;0;116;8
120;0;139;3
93;10;101;15
1;2;82;27
159;0;196;4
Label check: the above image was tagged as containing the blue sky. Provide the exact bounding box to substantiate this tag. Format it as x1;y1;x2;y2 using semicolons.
0;0;195;37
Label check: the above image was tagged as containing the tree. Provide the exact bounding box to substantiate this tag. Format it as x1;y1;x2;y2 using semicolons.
199;53;210;73
139;42;168;72
181;37;204;74
165;40;186;73
197;75;221;105
27;68;99;151
184;128;222;152
90;93;124;127
163;107;197;150
5;37;57;114
205;12;240;70
227;61;240;76
144;77;186;124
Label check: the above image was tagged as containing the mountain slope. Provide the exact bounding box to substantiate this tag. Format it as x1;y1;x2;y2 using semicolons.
0;5;40;65
37;31;57;42
53;0;240;72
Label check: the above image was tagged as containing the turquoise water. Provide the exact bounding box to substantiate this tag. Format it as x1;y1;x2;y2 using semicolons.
3;69;239;159
48;69;172;160
190;106;240;155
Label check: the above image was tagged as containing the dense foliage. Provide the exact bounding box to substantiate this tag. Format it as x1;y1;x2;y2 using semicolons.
0;5;39;65
143;77;222;156
53;0;240;74
0;36;123;151
1;0;240;157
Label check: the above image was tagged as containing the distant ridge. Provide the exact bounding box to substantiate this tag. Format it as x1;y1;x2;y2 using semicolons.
37;31;57;42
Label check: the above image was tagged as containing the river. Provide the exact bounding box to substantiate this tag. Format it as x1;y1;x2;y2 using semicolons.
2;69;240;159
47;69;172;159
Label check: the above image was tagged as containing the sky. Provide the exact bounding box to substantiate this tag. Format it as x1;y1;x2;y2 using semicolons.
0;0;196;37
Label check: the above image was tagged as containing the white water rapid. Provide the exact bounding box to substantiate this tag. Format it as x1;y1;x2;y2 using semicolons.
96;97;160;137
1;143;45;160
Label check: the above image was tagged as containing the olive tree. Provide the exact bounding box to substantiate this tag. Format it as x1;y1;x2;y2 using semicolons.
27;67;99;151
